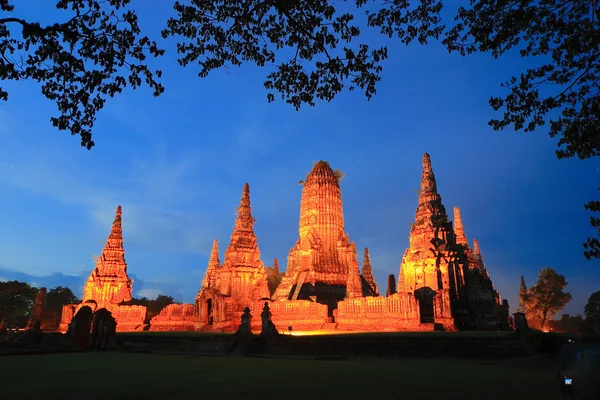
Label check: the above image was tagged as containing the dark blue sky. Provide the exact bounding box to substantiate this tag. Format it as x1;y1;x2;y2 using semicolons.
0;1;598;317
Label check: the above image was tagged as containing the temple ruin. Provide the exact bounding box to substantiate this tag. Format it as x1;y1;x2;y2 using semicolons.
57;153;510;334
59;206;146;332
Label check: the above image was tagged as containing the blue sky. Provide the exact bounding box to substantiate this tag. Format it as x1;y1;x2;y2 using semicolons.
0;1;598;317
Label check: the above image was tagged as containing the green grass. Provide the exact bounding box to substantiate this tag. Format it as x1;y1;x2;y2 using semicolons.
0;352;563;399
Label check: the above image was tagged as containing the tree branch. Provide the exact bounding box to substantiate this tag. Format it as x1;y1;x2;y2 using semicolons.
0;17;27;26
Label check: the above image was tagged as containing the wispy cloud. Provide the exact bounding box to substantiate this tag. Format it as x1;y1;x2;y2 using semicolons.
0;267;86;293
0;138;221;255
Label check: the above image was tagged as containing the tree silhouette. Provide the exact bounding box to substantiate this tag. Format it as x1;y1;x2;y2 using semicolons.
521;267;572;329
0;280;37;328
585;290;600;322
0;0;164;149
46;286;80;312
3;1;598;257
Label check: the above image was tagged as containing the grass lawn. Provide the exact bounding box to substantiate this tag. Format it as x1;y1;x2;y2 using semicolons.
0;352;563;400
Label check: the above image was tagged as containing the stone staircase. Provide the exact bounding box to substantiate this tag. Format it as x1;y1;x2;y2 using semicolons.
290;271;308;300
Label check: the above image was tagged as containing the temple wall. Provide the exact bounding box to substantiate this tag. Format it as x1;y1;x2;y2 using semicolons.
150;304;195;331
40;310;59;331
335;293;428;331
254;300;329;332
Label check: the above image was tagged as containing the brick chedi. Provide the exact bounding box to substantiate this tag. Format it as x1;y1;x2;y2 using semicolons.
59;206;147;332
453;207;501;330
361;248;379;296
201;239;221;290
398;153;464;329
273;161;366;314
83;205;133;305
195;183;271;330
517;275;527;314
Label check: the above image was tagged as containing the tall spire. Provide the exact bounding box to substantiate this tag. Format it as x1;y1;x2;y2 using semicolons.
202;239;220;288
83;205;132;305
234;183;254;233
223;183;263;269
420;152;437;200
95;205;128;278
454;206;468;246
361;248;379;294
410;153;449;237
273;258;279;274
517;275;527;313
473;238;481;256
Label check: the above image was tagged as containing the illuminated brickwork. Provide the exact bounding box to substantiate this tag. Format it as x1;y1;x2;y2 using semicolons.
59;206;146;332
195;184;271;330
273;161;369;313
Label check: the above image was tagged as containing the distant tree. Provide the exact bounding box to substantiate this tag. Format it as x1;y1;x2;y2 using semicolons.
585;291;600;322
152;294;176;313
0;280;37;328
521;267;572;329
549;314;585;333
265;262;284;296
46;286;80;312
130;294;176;316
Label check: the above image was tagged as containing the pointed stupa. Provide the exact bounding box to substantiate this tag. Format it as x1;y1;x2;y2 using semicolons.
234;183;254;233
273;257;279;274
95;205;128;278
361;248;379;294
408;153;451;247
398;153;454;293
471;238;491;278
201;239;220;289
454;206;468;246
420;153;437;198
517;275;527;313
222;183;263;267
83;205;133;304
473;238;481;257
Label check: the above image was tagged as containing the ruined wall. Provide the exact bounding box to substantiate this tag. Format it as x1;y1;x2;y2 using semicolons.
258;300;329;332
335;293;428;331
59;302;146;332
150;304;195;331
40;310;59;331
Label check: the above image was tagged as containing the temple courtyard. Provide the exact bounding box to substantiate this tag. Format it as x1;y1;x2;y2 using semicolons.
1;352;562;399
